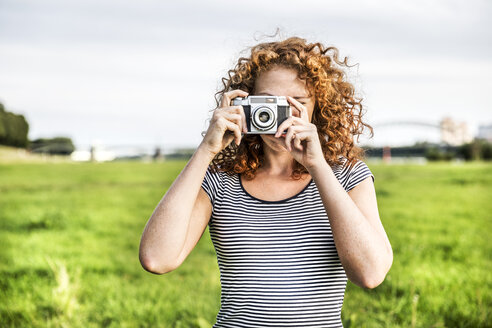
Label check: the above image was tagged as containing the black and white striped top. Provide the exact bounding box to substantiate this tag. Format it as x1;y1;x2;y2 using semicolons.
201;156;375;328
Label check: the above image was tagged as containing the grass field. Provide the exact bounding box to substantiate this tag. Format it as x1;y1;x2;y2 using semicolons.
0;160;491;327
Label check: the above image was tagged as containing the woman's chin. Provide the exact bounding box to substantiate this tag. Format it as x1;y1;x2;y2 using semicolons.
261;134;288;152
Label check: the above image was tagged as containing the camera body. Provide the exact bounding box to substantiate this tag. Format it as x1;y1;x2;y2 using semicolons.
232;96;291;134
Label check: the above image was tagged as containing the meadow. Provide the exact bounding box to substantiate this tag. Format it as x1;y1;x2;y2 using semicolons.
0;160;490;327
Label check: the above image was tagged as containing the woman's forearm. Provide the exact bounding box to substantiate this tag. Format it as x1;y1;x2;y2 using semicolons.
139;144;215;273
308;161;391;288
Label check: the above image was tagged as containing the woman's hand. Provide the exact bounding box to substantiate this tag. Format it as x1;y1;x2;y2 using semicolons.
275;96;326;170
198;89;249;157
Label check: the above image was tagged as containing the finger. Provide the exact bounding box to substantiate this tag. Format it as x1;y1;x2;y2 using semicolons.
284;126;302;152
287;96;309;122
294;134;303;151
220;89;249;108
216;116;240;144
292;131;311;143
274;117;294;138
230;106;248;133
275;116;306;138
223;119;242;146
221;111;243;134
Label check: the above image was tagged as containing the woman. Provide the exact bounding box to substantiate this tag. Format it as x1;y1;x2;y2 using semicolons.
139;36;393;327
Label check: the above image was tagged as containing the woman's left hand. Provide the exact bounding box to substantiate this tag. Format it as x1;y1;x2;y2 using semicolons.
275;96;326;170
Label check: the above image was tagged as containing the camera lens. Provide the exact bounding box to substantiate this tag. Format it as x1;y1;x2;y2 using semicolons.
252;107;276;131
259;112;270;123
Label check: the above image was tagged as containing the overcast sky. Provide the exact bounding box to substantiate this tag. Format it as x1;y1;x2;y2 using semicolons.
1;0;491;151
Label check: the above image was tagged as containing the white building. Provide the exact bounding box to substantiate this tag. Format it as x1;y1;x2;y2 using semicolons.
440;117;473;146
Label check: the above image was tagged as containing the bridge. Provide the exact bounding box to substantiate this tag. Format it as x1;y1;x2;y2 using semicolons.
366;119;471;161
372;120;453;131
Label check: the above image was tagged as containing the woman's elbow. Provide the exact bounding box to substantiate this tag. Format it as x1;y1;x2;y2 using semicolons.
362;250;394;289
361;273;387;289
139;251;177;275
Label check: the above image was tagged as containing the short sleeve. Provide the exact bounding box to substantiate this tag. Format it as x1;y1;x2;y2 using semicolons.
200;166;222;207
345;160;375;193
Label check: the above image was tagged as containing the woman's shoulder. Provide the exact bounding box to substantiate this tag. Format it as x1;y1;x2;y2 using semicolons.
330;155;352;171
205;165;236;183
202;165;233;204
330;155;374;192
331;155;367;169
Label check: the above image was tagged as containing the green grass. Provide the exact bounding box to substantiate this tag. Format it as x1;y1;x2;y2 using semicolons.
0;160;491;327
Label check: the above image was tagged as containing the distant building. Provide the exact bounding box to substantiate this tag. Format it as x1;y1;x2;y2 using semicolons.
440;117;473;146
477;124;492;142
71;143;115;162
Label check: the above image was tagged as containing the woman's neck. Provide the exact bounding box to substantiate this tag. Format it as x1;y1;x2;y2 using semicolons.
259;144;296;178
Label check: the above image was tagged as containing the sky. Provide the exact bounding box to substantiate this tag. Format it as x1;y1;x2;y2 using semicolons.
0;0;491;153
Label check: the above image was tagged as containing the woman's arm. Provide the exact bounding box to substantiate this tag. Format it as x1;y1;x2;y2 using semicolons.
139;89;249;274
139;146;216;274
274;96;392;289
308;162;393;289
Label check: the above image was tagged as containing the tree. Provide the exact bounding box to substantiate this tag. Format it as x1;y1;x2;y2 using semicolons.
0;102;30;148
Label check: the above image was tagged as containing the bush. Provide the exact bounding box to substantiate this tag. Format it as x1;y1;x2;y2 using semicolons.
458;139;492;161
29;137;75;155
425;147;455;161
481;141;492;160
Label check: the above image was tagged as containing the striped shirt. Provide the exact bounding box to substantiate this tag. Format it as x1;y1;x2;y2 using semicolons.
201;156;375;327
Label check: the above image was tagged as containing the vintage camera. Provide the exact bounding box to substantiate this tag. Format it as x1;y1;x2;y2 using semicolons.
232;96;291;134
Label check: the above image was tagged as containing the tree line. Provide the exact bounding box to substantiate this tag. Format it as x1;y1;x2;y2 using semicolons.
364;140;492;161
0;102;74;154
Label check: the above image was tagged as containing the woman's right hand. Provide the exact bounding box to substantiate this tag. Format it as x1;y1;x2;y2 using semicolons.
199;89;249;157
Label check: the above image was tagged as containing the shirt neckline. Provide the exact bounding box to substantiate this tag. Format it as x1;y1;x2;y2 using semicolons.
238;173;314;204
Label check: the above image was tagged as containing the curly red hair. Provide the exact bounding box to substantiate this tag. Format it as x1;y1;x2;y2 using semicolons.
206;36;374;180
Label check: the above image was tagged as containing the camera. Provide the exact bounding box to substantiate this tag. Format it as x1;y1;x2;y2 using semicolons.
232;96;292;134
